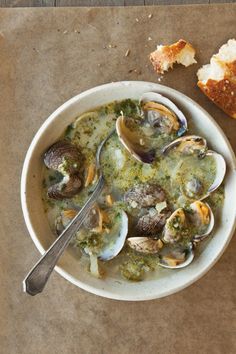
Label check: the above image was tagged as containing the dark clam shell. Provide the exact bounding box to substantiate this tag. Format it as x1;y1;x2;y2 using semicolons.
44;140;81;175
124;183;166;208
47;174;82;200
136;209;171;236
44;140;82;200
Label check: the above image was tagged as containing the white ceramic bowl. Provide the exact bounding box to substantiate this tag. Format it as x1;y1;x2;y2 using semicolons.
21;81;236;301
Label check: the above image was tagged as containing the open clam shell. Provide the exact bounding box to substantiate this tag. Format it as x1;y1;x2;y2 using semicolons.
158;243;194;269
140;92;188;136
190;201;214;242
97;210;129;261
162;208;187;244
116;115;155;164
162;136;226;200
162;135;207;156
203;150;226;196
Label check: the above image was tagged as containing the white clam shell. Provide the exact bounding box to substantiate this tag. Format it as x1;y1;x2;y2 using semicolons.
162;135;207;156
98;210;128;261
203;150;226;196
162;136;226;200
158;243;194;269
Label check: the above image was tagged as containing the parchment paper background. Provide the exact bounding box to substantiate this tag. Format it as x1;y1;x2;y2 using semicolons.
0;4;235;354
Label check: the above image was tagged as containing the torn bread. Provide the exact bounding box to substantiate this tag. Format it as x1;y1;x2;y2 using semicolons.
197;39;236;119
150;39;197;74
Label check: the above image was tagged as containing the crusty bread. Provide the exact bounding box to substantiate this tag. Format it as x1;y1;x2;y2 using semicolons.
150;39;197;74
197;39;236;119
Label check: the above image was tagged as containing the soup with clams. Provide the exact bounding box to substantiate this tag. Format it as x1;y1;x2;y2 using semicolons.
42;92;225;281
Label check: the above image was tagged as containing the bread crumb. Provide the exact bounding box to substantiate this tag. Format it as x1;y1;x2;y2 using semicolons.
148;14;153;19
150;39;197;74
135;18;139;22
125;49;130;57
148;37;153;41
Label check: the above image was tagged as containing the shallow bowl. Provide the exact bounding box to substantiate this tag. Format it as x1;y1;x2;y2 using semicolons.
21;81;236;301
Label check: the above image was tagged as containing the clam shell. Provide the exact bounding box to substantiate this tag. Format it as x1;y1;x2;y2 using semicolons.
140;92;188;136
47;174;81;200
44;140;81;174
98;210;129;261
124;183;166;208
116;115;155;164
190;201;214;242
203;150;226;196
162;208;186;244
127;237;163;254
158;243;194;269
44;140;82;199
162;135;207;156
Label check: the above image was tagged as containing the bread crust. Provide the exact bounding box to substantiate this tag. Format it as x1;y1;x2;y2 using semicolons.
198;60;236;119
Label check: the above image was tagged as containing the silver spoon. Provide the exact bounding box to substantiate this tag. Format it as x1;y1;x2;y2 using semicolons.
23;129;115;296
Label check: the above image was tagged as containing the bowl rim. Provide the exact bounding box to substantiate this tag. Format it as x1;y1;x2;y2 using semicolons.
21;81;236;301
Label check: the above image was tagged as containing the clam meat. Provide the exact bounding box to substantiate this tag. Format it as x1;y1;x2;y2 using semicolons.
162;135;207;157
140;92;188;136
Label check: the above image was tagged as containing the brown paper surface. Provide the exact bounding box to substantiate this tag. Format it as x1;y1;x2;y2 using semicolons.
0;5;236;354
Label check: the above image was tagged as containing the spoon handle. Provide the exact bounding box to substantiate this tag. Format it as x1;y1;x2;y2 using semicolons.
23;175;105;296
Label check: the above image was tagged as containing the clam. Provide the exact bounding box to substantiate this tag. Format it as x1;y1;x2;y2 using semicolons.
127;236;194;269
158;243;194;269
127;237;163;254
204;150;226;195
140;92;188;136
56;207;128;261
47;174;81;200
95;210;129;261
162;208;187;244
162;135;207;157
55;207;98;235
124;183;166;208
116;93;188;163
116;115;155;164
55;209;78;234
163;136;226;200
136;208;171;236
189;201;214;242
44;140;81;174
44;140;82;200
